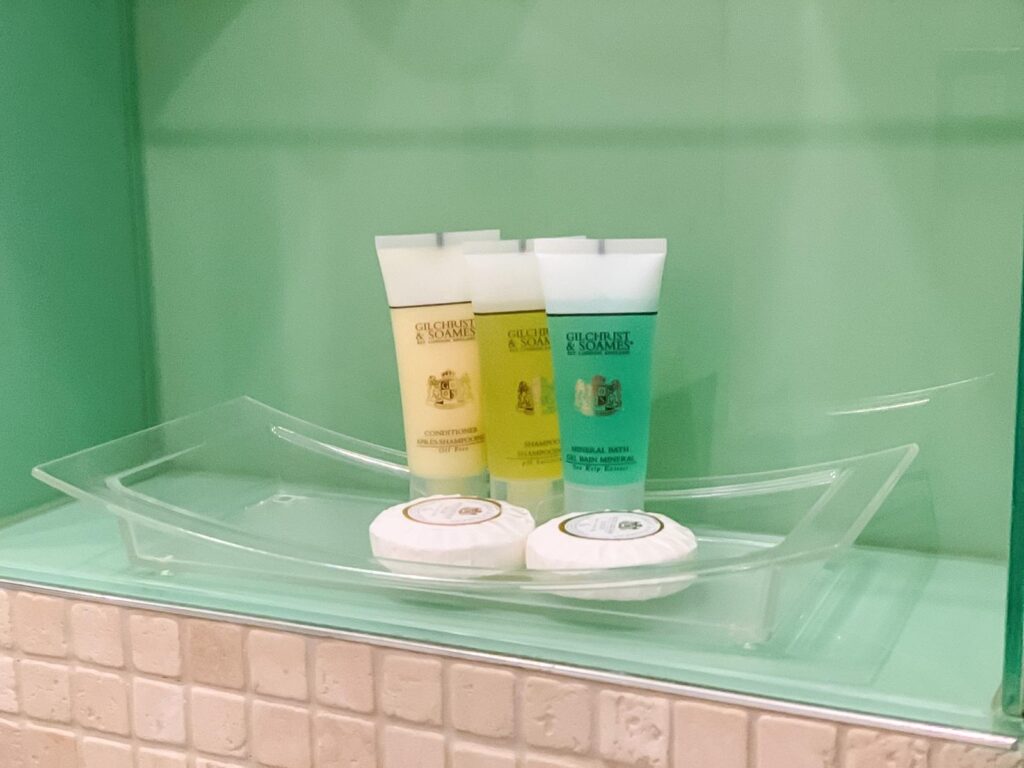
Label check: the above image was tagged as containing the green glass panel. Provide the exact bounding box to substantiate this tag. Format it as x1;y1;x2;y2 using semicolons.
0;0;153;517
135;0;1024;561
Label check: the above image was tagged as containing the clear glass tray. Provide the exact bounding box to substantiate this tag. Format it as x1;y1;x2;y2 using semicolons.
34;397;918;645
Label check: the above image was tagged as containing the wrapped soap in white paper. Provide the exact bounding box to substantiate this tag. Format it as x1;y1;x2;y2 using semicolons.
526;510;698;600
370;495;535;576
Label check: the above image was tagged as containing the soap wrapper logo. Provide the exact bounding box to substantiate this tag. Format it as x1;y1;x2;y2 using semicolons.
561;511;663;540
574;375;622;417
403;497;502;526
566;330;633;356
516;376;556;416
415;318;475;344
427;369;473;408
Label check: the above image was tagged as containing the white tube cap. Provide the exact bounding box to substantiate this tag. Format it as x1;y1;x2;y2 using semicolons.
490;477;562;520
564;481;645;514
411;473;489;499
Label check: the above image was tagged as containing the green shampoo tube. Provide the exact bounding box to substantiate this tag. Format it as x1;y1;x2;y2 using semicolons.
535;238;667;513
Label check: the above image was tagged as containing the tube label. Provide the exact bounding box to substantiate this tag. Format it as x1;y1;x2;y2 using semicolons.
474;310;562;479
389;304;487;478
547;313;656;487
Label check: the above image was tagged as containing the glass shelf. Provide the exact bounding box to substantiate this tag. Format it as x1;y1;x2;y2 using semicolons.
0;498;1014;738
34;398;917;649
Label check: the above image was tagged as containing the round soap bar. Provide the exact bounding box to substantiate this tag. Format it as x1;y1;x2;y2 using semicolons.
526;510;698;601
370;495;535;576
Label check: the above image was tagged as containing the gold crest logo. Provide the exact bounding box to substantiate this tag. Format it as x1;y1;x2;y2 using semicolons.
516;380;535;415
574;375;622;417
516;376;557;416
427;369;473;408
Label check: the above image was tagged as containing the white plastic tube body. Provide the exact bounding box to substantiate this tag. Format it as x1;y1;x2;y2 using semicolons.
376;230;500;496
535;238;667;513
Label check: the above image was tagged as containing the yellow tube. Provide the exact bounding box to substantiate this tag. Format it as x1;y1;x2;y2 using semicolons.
466;239;565;514
474;310;560;475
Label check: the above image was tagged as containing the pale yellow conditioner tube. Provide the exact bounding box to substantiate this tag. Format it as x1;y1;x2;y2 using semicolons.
375;230;499;497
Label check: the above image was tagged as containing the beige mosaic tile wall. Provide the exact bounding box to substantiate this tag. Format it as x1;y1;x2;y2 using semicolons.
0;588;1019;768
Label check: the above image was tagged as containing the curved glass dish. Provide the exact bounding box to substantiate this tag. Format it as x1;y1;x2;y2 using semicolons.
34;397;917;645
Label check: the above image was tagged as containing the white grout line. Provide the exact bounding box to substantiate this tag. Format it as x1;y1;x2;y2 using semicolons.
0;577;1017;753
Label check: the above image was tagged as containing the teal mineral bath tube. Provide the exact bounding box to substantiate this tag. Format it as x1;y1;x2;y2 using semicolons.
535;238;666;512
